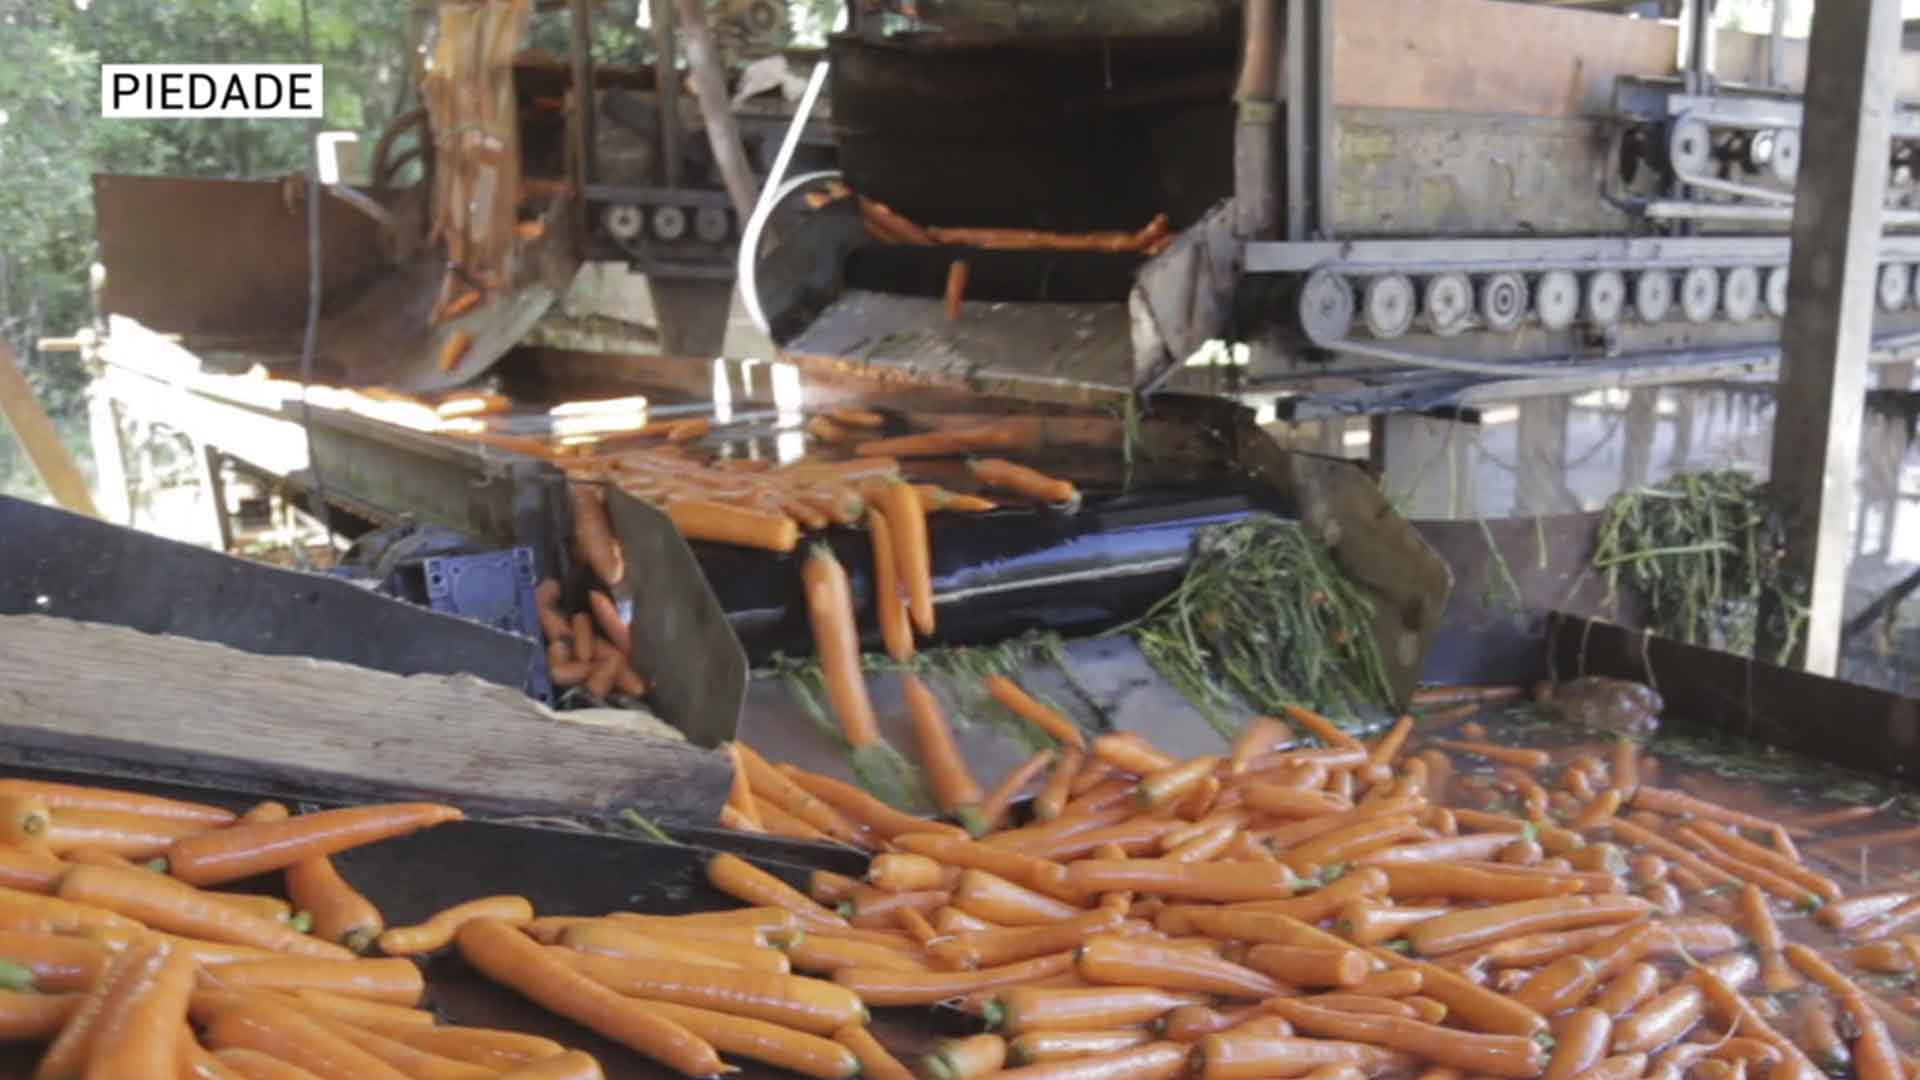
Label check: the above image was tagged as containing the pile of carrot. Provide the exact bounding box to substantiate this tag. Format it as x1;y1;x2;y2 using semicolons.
714;700;1920;1080
533;576;648;699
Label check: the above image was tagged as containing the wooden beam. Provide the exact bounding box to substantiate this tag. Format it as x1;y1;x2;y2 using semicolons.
675;0;759;222
1766;0;1904;675
0;614;731;822
0;340;97;518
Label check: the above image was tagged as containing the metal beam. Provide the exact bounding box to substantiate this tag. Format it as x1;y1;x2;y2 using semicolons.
1282;0;1332;241
1765;0;1903;675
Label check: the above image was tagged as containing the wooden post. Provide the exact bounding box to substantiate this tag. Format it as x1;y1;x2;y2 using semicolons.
1515;398;1574;515
675;0;759;222
1621;390;1658;490
1764;0;1903;674
1372;413;1477;520
0;340;97;517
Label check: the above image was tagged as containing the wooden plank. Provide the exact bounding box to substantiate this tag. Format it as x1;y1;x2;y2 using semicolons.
0;340;97;517
1766;0;1905;675
0;614;732;822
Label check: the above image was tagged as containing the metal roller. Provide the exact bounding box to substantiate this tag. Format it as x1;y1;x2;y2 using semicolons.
1298;271;1356;345
1362;274;1416;339
1583;270;1625;327
1722;266;1760;322
1634;271;1674;323
652;205;689;242
1666;116;1714;179
1770;128;1801;184
1425;273;1474;337
1535;270;1580;331
1881;263;1912;312
1679;266;1719;324
1766;266;1790;318
1479;272;1528;333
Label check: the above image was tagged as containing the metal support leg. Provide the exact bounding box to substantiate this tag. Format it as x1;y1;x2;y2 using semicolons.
1622;390;1658;490
200;445;236;555
1763;0;1902;674
1373;413;1477;521
650;0;682;190
1515;398;1574;516
1282;0;1332;242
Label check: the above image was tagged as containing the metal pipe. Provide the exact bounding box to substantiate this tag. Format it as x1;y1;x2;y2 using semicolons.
652;0;682;189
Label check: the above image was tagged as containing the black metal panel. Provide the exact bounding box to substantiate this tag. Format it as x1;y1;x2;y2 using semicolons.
826;32;1236;231
0;496;537;688
1549;612;1920;784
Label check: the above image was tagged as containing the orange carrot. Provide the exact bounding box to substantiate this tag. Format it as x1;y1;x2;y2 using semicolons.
944;260;971;322
1191;1032;1411;1080
984;677;1086;750
457;920;723;1076
875;481;934;637
390;1027;567;1071
1090;734;1177;776
866;509;915;663
496;1052;603;1080
931;908;1124;971
968;458;1079;507
925;1033;1004;1080
628;999;858;1078
377;895;533;956
206;958;425;1005
1033;750;1083;823
707;853;850;931
286;856;384;954
41;810;205;859
779;766;966;842
991;986;1205;1034
737;747;870;846
916;485;997;513
1592;962;1661;1019
36;946;139;1078
978;752;1057;834
288;989;435;1031
904;675;986;819
1068;859;1296;903
953;870;1081;926
0;781;230;826
1629;787;1791;834
1241;944;1369;988
835;1024;913;1080
0;847;65;894
803;545;882;750
1405;896;1651;956
84;942;197;1077
1009;1029;1153;1064
989;1042;1189;1080
587;590;632;659
56;865;349;959
1430;740;1550;770
832;952;1075;1006
1077;935;1277;999
203;994;412;1080
563;922;790;974
1269;998;1547;1077
167;803;463;887
664;499;799;552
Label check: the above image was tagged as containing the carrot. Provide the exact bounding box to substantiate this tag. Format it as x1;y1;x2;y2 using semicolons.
286;856;383;954
166;803;463;887
992;987;1205;1034
564;922;789;973
36;947;138;1078
585;590;632;659
1793;996;1851;1074
1592;962;1661;1019
866;509;915;662
968;458;1079;507
204;994;413;1080
1282;815;1425;874
633;999;860;1079
40;809;205;859
931;909;1124;971
802;544;883;751
738;748;869;846
1430;740;1550;770
1067;859;1296;903
0;930;106;992
212;1047;330;1080
1158;1005;1262;1042
1367;951;1546;1037
865;854;951;894
835;1024;913;1080
780;766;966;842
0;780;232;827
1405;895;1651;956
1674;827;1817;906
812;871;863;905
310;1016;496;1080
663;498;798;552
1032;750;1083;823
0;988;74;1044
874;481;934;637
1191;1031;1411;1080
1211;866;1387;925
835;950;1074;1007
1543;1008;1611;1080
1349;968;1423;997
1077;935;1278;999
1268;998;1547;1077
707;853;849;931
916;485;997;513
784;934;929;976
925;1033;1005;1080
390;1027;567;1071
841;886;945;929
1089;734;1177;776
1278;705;1364;751
565;483;625;588
1359;834;1511;865
1819;890;1915;932
855;428;1031;459
0;847;63;893
1009;1030;1152;1064
989;1042;1189;1080
84;942;197;1077
1244;785;1353;820
57;864;350;958
1601;819;1738;889
943;259;971;321
376;895;533;957
287;989;434;1032
904;676;987;821
953;870;1080;926
1629;787;1790;834
457;920;722;1076
1241;944;1368;988
1688;820;1840;901
1611;984;1703;1053
1686;967;1821;1080
202;958;425;1005
495;1052;603;1080
1136;757;1219;811
983;677;1086;751
1730;884;1799;993
1513;923;1663;1016
978;752;1057;834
